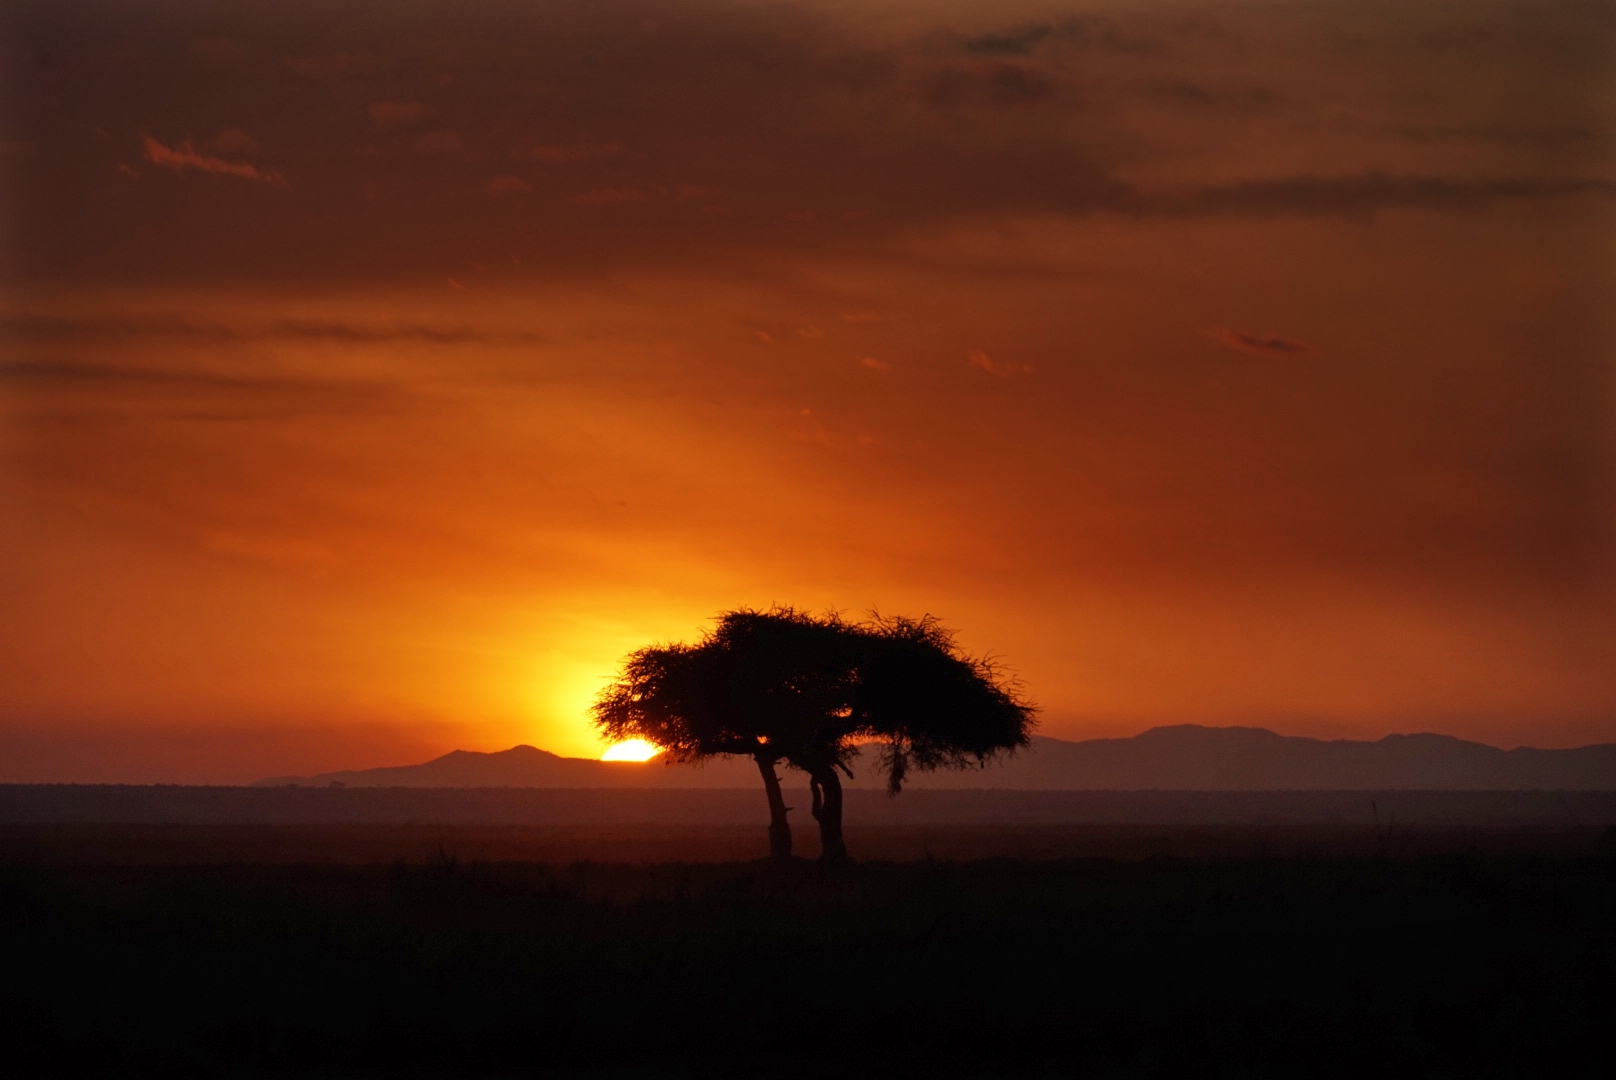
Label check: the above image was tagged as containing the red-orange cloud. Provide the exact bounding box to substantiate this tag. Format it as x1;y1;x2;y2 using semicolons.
142;136;282;184
968;349;1031;376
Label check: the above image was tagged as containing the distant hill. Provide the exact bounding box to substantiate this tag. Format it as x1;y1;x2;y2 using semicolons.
256;725;1616;790
255;744;759;790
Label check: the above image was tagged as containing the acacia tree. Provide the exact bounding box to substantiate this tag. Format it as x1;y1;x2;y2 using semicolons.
810;612;1037;861
591;631;798;860
592;608;1037;863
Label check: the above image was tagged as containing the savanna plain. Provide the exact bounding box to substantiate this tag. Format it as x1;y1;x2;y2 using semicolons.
5;817;1615;1078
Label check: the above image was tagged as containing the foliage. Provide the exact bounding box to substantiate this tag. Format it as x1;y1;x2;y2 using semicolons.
859;613;1037;793
592;607;1037;793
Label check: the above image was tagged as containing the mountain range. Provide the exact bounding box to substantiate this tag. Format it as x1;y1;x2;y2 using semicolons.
256;725;1616;790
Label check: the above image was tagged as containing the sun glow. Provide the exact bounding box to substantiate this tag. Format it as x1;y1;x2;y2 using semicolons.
601;738;661;762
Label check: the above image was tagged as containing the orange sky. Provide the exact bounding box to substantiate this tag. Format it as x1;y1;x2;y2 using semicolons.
2;1;1613;782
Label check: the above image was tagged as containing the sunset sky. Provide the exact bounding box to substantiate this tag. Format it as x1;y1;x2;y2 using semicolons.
2;0;1613;782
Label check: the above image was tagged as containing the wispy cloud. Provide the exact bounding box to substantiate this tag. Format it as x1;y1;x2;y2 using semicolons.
962;17;1146;57
964;24;1061;56
1137;79;1279;113
1388;123;1595;147
142;136;283;184
925;63;1056;109
968;349;1031;376
0;313;543;346
1205;326;1311;358
793;407;831;446
1127;174;1616;219
0;359;404;420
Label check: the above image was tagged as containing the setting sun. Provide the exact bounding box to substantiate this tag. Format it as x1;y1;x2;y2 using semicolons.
601;739;661;763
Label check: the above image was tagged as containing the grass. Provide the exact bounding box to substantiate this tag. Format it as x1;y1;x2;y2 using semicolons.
2;851;1614;1077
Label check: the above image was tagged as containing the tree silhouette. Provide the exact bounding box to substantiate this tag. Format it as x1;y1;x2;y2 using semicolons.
593;608;1037;862
830;612;1038;859
589;633;786;859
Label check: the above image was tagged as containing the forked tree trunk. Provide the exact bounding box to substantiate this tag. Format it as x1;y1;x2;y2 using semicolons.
754;755;792;861
808;768;848;864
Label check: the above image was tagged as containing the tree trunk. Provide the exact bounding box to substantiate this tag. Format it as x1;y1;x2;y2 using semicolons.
808;768;848;864
754;755;792;862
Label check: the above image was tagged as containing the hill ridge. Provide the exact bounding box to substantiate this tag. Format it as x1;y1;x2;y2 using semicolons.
254;725;1616;791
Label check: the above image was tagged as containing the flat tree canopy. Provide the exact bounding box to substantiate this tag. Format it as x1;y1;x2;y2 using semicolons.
593;608;1037;861
857;613;1038;794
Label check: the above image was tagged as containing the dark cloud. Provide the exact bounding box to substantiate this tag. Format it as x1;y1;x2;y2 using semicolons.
1389;123;1596;147
0;359;404;420
961;17;1146;56
0;313;544;345
1204;327;1312;358
963;23;1059;56
1137;79;1280;112
2;357;361;390
924;62;1057;109
1131;174;1616;219
2;1;1608;287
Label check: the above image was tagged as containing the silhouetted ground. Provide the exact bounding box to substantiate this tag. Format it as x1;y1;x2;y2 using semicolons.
2;820;1615;865
7;785;1616;828
4;839;1614;1077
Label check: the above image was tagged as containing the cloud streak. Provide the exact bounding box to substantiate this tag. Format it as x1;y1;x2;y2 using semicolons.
142;136;283;184
0;359;406;421
0;313;544;346
1205;327;1312;358
968;349;1032;376
1129;175;1616;220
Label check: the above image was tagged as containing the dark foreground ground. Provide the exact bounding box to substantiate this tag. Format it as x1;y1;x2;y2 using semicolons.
4;825;1615;1078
